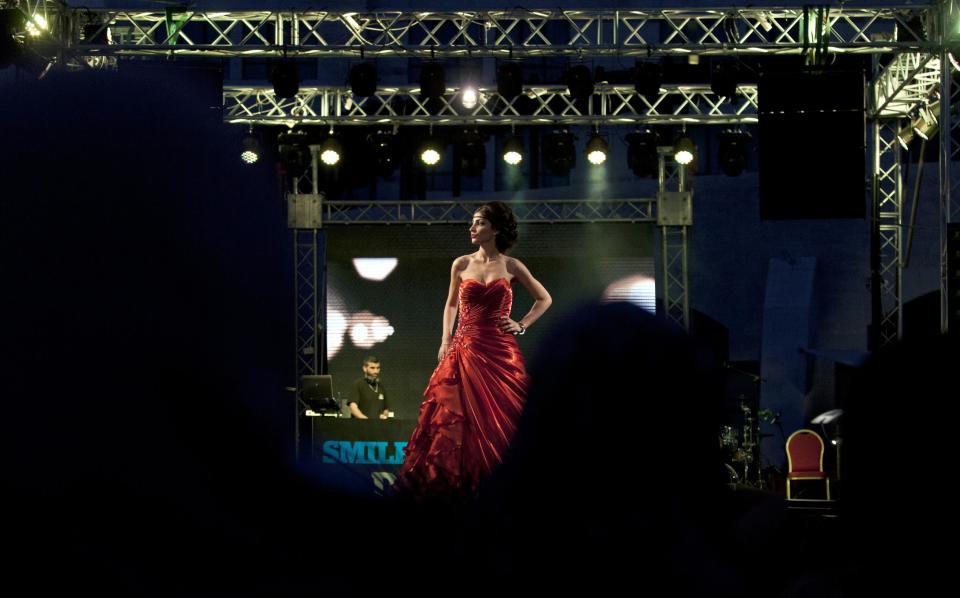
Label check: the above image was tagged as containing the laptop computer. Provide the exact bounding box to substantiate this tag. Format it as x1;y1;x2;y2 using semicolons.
300;375;339;414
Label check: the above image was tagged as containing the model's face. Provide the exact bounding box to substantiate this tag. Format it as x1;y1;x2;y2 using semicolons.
363;362;381;379
469;213;497;245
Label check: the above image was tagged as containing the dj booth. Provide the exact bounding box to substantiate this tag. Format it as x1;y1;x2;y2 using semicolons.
299;416;416;496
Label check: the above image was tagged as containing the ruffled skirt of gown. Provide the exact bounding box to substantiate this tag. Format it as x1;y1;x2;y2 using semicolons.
396;278;529;498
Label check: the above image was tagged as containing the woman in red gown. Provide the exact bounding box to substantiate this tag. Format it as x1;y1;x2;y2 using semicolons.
396;202;552;499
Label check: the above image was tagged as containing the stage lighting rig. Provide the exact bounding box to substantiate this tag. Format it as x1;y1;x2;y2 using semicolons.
503;135;523;166
419;62;446;99
370;129;400;178
625;129;659;178
542;129;576;176
278;129;312;178
240;129;261;164
585;131;608;165
458;128;487;177
271;59;300;99
566;64;595;101
497;60;524;99
633;61;662;101
673;135;696;165
419;134;443;166
320;135;342;166
718;129;751;176
349;62;377;97
711;60;739;100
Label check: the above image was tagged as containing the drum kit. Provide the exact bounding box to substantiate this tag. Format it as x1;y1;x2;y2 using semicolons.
719;401;763;486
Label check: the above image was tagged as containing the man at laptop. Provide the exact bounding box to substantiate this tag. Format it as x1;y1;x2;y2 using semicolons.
348;356;391;420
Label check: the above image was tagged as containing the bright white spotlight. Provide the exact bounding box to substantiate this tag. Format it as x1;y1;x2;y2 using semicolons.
26;15;48;37
674;136;695;165
462;87;478;109
320;137;341;166
240;132;260;164
503;136;523;165
585;132;608;165
421;148;441;165
352;258;398;281
587;149;606;165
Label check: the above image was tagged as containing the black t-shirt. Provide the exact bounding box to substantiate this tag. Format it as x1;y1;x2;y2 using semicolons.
349;377;388;418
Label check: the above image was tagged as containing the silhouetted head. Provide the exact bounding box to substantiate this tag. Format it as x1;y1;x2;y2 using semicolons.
480;302;728;594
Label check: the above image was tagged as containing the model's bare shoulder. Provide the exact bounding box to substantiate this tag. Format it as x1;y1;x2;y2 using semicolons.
505;256;527;274
451;255;472;276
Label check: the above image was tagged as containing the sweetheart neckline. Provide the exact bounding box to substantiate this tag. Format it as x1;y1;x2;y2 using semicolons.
460;276;511;286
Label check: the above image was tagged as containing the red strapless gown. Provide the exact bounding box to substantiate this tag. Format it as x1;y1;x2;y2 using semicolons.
396;277;529;498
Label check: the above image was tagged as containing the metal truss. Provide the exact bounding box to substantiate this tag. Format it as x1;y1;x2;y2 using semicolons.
660;226;689;331
294;229;322;377
872;121;904;347
224;84;758;126
53;6;932;59
312;198;656;224
657;151;690;330
872;52;942;119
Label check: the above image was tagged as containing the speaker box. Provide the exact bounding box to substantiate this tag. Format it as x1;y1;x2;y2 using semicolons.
759;68;866;219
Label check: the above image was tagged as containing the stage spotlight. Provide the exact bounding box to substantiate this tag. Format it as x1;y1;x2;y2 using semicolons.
718;129;751;176
897;126;915;151
633;61;662;100
673;135;696;165
913;102;939;141
459;128;487;176
625;129;659;177
502;135;523;165
711;61;739;99
271;60;300;99
369;130;400;178
461;86;478;110
277;129;312;178
419;136;443;166
240;130;261;164
419;62;446;99
320;136;342;166
566;64;595;100
542;129;576;176
25;13;48;38
349;62;377;97
497;61;524;99
585;131;608;165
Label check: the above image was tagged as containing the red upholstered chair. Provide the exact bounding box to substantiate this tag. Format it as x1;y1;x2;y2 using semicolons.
785;429;831;500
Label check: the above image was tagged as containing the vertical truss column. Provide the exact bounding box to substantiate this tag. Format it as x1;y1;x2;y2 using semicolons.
291;148;324;380
294;229;321;378
871;120;904;347
941;50;960;332
657;148;691;330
